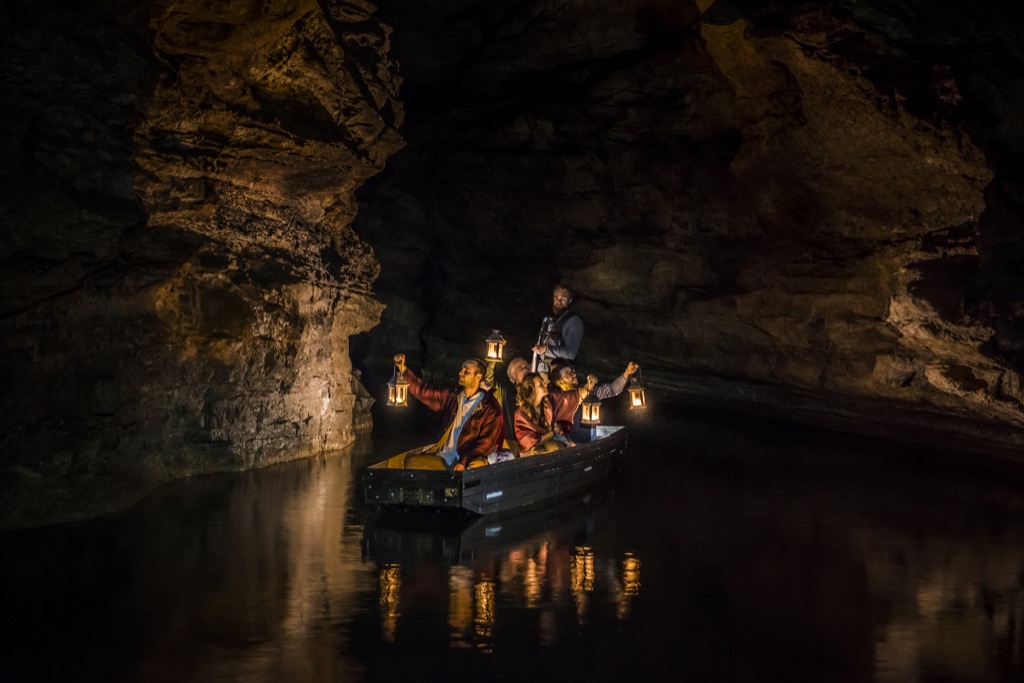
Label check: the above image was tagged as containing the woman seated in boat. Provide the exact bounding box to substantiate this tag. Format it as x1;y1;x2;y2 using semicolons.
514;372;571;456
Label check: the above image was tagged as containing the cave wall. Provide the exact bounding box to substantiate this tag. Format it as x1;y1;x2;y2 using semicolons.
354;0;1024;456
0;0;403;526
3;0;1024;526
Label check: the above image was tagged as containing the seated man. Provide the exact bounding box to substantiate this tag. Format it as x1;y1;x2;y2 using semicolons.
546;359;640;433
394;354;504;470
545;361;597;437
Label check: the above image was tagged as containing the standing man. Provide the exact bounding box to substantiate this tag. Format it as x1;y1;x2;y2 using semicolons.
531;283;584;372
394;354;504;470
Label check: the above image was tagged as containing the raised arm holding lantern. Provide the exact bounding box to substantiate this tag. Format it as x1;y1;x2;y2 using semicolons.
393;354;504;471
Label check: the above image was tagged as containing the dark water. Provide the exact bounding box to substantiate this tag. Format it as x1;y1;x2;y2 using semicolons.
3;403;1024;683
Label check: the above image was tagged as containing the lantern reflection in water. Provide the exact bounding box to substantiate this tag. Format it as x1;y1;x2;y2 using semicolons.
373;540;644;648
500;544;548;609
474;579;496;651
571;546;596;623
379;564;402;642
616;552;642;620
447;566;496;652
448;566;475;648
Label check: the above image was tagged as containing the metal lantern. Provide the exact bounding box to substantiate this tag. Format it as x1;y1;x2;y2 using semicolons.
485;329;506;362
580;392;602;426
628;376;647;409
386;365;409;407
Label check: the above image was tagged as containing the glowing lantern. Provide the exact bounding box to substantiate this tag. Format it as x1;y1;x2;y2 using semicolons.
485;329;506;362
628;375;647;409
580;392;602;426
386;364;409;407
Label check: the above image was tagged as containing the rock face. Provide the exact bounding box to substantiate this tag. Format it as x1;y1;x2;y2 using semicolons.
354;0;1024;456
0;0;403;527
2;0;1024;526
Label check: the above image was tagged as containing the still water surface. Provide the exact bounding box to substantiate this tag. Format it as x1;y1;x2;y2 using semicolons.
3;404;1024;682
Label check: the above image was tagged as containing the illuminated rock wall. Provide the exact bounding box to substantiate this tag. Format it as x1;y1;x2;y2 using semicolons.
355;0;1024;457
0;0;402;525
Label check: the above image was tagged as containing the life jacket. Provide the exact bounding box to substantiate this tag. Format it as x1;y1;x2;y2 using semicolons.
544;309;581;354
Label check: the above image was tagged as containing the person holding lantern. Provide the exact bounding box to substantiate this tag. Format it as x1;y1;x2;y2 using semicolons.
484;356;531;452
545;362;599;437
393;354;504;470
591;361;640;400
546;360;640;434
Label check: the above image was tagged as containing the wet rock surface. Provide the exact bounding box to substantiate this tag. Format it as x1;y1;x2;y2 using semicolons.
0;0;403;528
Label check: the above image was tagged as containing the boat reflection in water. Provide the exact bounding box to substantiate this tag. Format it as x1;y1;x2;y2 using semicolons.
362;484;642;652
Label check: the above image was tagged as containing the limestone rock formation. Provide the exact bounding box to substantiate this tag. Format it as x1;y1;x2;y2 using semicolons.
354;0;1024;457
0;0;403;527
3;0;1024;528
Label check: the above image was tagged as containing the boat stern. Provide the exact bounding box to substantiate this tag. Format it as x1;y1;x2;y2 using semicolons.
364;465;464;510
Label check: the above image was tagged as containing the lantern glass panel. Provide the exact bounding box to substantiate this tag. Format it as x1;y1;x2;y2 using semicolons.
629;386;646;408
387;371;409;407
485;330;505;361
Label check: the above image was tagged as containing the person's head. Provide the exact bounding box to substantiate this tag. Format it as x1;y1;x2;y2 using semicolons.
515;372;548;409
552;361;578;391
551;283;575;316
458;358;486;393
507;357;530;386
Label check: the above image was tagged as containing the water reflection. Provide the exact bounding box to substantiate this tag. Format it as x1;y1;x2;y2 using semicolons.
361;485;643;657
0;450;373;683
2;411;1024;682
369;540;647;653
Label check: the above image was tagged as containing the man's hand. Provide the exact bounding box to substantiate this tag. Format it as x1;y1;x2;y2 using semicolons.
453;463;465;472
393;353;406;373
532;344;548;356
585;374;598;391
624;361;639;377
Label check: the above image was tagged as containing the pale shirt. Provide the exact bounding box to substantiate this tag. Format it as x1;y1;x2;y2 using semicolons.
437;390;485;466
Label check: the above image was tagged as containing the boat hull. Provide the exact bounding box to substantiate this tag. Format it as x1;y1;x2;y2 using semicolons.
363;425;627;515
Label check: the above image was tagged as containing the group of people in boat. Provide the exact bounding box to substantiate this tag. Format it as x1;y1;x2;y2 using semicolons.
394;283;639;471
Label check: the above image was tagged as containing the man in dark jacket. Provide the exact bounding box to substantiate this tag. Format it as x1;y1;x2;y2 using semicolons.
531;283;584;372
394;354;504;470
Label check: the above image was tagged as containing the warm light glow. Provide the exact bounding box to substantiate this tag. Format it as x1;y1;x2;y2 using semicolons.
474;578;496;651
581;393;601;425
485;329;506;362
571;545;595;623
448;566;474;647
621;552;641;596
386;365;408;407
628;378;646;409
379;564;402;642
616;552;642;620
